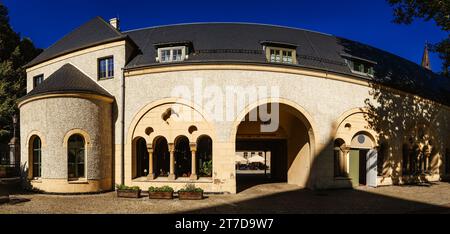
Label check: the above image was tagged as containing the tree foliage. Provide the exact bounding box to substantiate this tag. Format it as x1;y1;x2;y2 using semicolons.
0;3;41;143
387;0;450;77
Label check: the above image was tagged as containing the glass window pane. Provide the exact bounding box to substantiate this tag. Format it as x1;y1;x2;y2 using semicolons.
68;135;85;179
107;58;114;77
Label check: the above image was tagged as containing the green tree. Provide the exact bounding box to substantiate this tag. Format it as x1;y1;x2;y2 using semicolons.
387;0;450;77
0;3;41;143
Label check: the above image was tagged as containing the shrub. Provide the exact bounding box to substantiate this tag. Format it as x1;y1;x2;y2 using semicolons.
148;186;174;192
178;183;203;193
199;160;212;177
115;184;140;191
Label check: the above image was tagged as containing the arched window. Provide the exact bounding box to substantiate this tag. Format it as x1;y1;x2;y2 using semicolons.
135;138;149;178
175;136;191;177
197;135;213;177
68;134;85;179
154;137;170;177
333;139;347;177
31;136;42;178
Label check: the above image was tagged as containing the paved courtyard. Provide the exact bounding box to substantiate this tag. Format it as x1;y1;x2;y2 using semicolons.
1;181;450;214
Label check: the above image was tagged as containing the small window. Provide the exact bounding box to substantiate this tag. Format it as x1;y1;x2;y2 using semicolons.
157;46;187;63
345;58;375;77
33;74;44;88
266;47;296;64
98;57;114;80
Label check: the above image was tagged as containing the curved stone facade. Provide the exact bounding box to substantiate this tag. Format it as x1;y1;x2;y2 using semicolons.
20;96;113;193
18;20;450;194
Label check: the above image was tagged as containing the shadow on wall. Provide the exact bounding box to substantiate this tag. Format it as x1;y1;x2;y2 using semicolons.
337;38;450;183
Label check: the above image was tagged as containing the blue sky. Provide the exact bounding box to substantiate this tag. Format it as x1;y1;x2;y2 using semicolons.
3;0;447;72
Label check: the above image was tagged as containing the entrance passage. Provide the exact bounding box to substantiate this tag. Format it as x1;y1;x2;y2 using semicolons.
235;103;313;193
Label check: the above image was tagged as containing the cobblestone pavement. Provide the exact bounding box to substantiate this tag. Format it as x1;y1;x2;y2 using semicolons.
1;182;449;214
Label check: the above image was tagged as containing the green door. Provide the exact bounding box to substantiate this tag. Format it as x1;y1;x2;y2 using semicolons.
349;150;360;187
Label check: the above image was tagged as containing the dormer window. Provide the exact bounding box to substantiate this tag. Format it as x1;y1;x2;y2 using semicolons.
157;46;187;63
33;74;44;88
342;54;376;77
266;47;296;64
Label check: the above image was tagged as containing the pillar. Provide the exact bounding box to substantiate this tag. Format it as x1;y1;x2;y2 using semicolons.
168;143;176;180
147;146;155;180
190;143;198;180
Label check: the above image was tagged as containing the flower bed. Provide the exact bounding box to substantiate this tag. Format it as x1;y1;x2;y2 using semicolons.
178;184;204;200
148;186;174;200
116;184;141;198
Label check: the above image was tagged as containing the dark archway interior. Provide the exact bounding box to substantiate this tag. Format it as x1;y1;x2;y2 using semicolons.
135;138;148;178
175;136;191;177
235;103;310;193
197;136;213;177
154;137;169;177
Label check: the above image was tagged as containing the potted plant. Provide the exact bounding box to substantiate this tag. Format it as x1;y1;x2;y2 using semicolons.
178;184;204;200
116;184;141;198
148;186;174;200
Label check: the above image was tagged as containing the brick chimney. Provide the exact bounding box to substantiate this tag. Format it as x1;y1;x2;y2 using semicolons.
109;18;120;31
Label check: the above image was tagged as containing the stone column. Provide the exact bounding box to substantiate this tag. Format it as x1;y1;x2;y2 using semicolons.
147;145;155;180
168;143;176;180
190;143;198;180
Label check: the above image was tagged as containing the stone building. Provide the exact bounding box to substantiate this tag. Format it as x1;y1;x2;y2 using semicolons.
18;17;450;194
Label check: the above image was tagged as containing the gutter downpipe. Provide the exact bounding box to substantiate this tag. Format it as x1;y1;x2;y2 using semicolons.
121;68;126;185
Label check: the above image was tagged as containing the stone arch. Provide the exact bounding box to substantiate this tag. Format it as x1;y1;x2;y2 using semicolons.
230;98;317;188
127;98;217;146
334;108;378;146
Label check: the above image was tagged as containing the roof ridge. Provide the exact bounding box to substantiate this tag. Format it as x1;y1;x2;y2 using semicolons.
122;22;333;37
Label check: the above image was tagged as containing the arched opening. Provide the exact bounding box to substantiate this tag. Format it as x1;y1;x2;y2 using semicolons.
134;138;149;178
235;103;313;192
154;137;170;177
68;134;86;180
197;135;213;177
29;136;42;179
175;136;191;178
348;132;376;187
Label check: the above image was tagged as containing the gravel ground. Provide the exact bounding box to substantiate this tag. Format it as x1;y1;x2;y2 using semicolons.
1;182;450;214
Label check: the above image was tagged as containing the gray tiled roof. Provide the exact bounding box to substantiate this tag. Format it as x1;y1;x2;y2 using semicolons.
24;17;125;68
21;64;113;101
24;18;450;106
123;23;450;106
